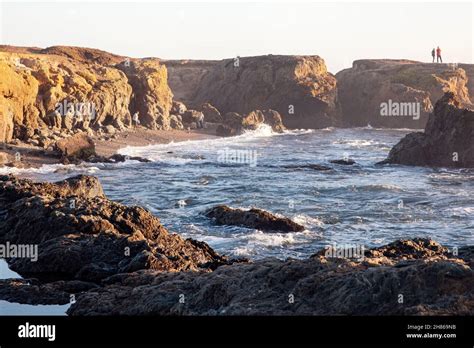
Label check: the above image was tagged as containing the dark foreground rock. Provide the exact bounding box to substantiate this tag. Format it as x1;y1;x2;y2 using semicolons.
382;92;474;167
0;175;229;282
330;159;356;165
205;205;304;232
66;238;474;315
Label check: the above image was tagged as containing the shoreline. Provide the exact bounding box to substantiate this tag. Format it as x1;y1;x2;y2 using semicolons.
0;125;220;170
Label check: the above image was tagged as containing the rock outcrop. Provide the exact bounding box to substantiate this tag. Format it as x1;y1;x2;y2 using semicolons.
0;175;229;282
164;55;338;129
205;205;304;232
382;92;474;167
66;238;474;315
116;59;173;130
336;60;473;128
216;109;285;136
55;133;96;161
0;45;177;145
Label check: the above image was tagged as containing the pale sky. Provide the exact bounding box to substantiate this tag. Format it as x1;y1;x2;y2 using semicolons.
0;1;472;73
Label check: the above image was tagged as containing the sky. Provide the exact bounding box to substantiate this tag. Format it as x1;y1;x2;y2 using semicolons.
0;0;472;73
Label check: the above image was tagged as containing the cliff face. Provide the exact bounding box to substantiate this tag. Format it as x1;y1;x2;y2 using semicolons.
383;92;474;168
0;46;174;143
164;55;339;129
336;60;473;129
117;59;173;129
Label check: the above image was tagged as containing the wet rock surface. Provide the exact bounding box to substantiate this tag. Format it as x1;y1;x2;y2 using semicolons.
66;238;474;315
383;92;474;168
205;205;305;232
0;175;229;283
216;109;285;136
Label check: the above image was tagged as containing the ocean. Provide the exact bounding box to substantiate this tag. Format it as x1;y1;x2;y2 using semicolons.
3;125;473;261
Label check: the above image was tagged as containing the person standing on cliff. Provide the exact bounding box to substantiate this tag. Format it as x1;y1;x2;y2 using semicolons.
431;48;436;62
132;112;140;128
436;46;443;63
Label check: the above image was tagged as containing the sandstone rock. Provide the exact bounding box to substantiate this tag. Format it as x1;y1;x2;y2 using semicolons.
382;92;474;167
198;102;222;123
164;55;338;129
205;205;305;232
241;110;265;130
217;110;285;136
262;109;286;132
0;151;8;165
171;100;187;116
336;60;473;128
117;58;173;129
169;115;184;130
0;175;230;282
182;110;204;124
103;125;116;135
156;114;171;130
55;133;96;160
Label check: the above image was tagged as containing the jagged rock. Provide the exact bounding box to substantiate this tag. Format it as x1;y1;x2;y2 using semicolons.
198;103;222;123
216;124;237;137
0;175;230;283
216;109;285;136
67;238;474;315
336;59;473;128
205;205;304;232
156;114;171;130
55;133;96;160
0;278;98;305
116;58;173;129
382;92;474;167
171;101;187;116
169;115;184;130
262;109;286;133
182;110;204;124
103;125;116;135
330;159;356;165
164;55;338;129
241;110;265;130
87;153;151;164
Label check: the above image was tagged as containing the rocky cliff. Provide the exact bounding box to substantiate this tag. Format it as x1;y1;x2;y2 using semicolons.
0;45;174;144
382;92;474;168
164;55;339;129
336;59;473;128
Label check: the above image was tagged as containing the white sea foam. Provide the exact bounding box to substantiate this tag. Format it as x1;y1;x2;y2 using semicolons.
0;163;100;176
118;124;314;161
292;214;325;227
448;207;474;217
333;139;379;147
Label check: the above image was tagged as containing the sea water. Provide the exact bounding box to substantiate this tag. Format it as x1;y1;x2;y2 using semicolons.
4;125;473;260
